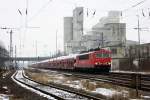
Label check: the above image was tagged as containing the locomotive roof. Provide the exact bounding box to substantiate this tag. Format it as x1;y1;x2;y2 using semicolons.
77;49;111;56
51;54;78;61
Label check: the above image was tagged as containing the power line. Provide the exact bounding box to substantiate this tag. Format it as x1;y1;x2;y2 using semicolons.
120;0;149;18
123;0;148;12
83;0;148;19
28;0;53;22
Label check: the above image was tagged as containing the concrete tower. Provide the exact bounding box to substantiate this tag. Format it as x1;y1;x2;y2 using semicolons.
73;7;83;41
64;17;73;53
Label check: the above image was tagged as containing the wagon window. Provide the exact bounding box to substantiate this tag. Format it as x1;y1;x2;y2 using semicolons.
78;54;89;60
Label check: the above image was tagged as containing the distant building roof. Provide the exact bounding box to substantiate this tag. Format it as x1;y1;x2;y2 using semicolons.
126;40;138;46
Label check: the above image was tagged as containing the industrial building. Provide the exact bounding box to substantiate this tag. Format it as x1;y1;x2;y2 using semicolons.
73;7;84;41
63;7;149;72
64;17;73;53
111;43;150;72
64;7;84;54
64;8;127;56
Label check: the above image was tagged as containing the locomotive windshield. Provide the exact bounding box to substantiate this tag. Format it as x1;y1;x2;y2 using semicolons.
96;53;109;58
78;54;89;60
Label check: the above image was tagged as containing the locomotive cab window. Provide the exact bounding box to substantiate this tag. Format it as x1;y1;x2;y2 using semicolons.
103;53;110;57
96;53;109;58
96;53;102;58
78;54;89;60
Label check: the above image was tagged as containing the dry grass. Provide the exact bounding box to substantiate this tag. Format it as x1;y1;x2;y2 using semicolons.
80;79;96;91
25;69;147;99
28;73;49;84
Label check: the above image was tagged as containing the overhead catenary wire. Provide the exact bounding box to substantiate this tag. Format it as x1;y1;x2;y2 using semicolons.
28;0;53;22
84;0;149;18
120;0;149;18
18;0;43;56
122;0;148;12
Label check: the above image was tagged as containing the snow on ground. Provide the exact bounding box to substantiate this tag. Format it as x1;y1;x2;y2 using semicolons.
92;88;120;97
27;69;150;99
111;70;150;75
141;95;150;100
2;86;8;90
64;80;83;89
11;71;56;100
0;94;9;100
13;70;88;100
41;72;126;98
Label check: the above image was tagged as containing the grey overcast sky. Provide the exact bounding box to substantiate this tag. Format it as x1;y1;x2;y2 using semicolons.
0;0;149;57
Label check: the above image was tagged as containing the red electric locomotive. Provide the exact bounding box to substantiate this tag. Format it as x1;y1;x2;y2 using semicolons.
74;49;111;72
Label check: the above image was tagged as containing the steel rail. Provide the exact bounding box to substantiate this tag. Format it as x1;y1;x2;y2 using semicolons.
13;71;66;100
61;71;150;92
30;69;150;92
23;71;104;100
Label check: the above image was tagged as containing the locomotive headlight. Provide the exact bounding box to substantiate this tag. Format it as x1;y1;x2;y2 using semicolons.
95;62;98;65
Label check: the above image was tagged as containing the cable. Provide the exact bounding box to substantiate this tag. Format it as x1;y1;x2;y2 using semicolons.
123;0;148;12
120;0;149;19
28;0;53;22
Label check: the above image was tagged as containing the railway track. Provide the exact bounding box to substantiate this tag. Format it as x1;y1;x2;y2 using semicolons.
141;74;150;91
12;70;104;100
59;71;150;92
63;72;133;87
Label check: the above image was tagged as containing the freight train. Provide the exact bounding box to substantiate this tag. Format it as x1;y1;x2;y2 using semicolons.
30;49;112;72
